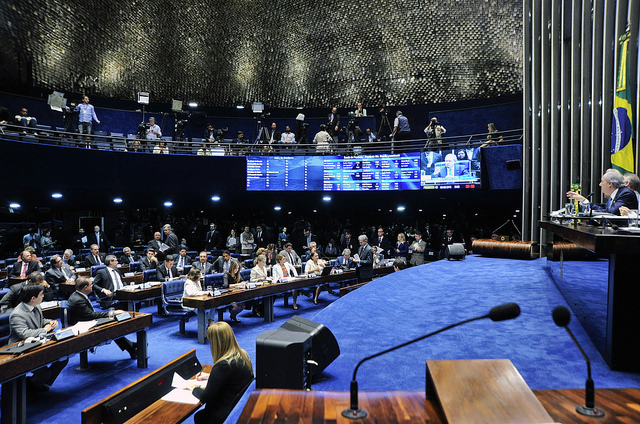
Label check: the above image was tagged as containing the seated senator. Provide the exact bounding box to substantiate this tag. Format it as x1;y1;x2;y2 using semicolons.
68;277;137;359
8;284;68;391
191;321;253;424
432;153;470;179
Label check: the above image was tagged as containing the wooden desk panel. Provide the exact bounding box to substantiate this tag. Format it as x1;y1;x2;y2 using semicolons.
238;388;640;424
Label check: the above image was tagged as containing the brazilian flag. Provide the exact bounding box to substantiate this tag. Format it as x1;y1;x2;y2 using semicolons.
611;30;634;173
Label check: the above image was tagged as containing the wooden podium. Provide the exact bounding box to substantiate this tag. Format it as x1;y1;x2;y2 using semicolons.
426;359;553;423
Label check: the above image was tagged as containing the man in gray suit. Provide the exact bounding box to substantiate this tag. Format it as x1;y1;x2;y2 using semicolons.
193;251;215;275
353;235;374;284
45;254;76;288
409;231;428;266
279;243;302;267
9;284;68;390
163;224;179;256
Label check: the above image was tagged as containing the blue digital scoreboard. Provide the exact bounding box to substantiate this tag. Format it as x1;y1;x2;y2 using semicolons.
246;153;421;191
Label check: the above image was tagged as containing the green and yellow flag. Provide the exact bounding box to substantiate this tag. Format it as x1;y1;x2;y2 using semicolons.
611;29;634;173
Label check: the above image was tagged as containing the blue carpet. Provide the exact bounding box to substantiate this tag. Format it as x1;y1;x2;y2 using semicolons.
16;256;640;424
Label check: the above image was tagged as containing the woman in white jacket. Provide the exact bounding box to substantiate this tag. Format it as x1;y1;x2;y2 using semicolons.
272;253;300;309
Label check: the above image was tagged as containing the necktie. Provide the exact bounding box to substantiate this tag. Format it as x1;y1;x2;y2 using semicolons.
606;197;613;211
96;255;101;265
168;267;173;279
111;269;121;290
21;263;27;277
179;257;184;268
225;261;229;272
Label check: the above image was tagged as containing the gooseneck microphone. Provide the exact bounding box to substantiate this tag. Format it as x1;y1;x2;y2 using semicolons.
341;302;521;419
552;306;605;418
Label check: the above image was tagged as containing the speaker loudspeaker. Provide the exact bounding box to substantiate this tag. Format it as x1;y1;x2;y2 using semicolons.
446;243;466;260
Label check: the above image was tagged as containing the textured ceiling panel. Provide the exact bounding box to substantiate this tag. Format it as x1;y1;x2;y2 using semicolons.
0;0;522;108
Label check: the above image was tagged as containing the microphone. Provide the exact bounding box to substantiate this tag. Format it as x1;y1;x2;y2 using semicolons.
342;302;521;419
552;306;605;417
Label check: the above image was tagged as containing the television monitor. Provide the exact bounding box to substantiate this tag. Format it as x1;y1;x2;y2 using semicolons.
420;148;481;189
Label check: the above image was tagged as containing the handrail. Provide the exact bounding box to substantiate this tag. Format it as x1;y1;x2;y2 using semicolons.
0;122;522;156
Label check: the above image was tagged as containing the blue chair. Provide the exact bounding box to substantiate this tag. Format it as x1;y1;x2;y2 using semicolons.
230;253;242;260
129;261;141;272
183;264;192;275
240;269;251;281
186;251;198;258
91;265;106;277
204;273;225;288
210;250;224;257
5;258;17;267
244;258;254;268
161;280;193;334
143;269;157;282
79;248;91;256
0;312;11;347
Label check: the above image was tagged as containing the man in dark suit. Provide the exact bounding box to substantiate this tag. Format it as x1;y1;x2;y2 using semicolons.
163;224;179;257
254;225;266;247
340;231;356;253
193;251;215;275
175;247;192;274
156;255;180;281
566;168;639;215
375;227;392;257
213;250;236;274
9;284;68;390
205;223;222;251
9;250;40;278
71;228;88;254
148;231;165;261
140;248;159;271
432;153;470;178
68;277;137;358
87;225;112;252
301;228;318;253
2;272;53;309
92;255;125;308
119;246;139;265
353;235;374;284
421;150;444;176
327;107;340;140
83;244;106;268
44;254;75;289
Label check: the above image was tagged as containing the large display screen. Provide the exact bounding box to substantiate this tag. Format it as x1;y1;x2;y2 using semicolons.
246;149;481;191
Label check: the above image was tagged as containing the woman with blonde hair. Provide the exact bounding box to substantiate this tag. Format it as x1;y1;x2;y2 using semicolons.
192;321;253;424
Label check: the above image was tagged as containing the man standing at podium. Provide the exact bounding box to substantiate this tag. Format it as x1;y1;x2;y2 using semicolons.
353;235;374;284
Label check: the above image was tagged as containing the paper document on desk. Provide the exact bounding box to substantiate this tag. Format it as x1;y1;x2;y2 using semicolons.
71;320;97;335
160;373;205;404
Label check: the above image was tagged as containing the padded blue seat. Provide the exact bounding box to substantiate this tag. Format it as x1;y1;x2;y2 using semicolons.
330;259;339;267
0;312;11;346
129;261;141;272
91;265;106;277
143;269;157;282
204;273;224;288
183;264;192;275
161;280;193;334
244;258;254;268
240;269;251;281
79;248;91;256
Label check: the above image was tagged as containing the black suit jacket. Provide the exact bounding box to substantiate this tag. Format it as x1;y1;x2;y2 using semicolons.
92;267;123;294
68;291;109;325
327;112;340;135
87;231;111;251
375;236;392;256
156;264;179;280
592;186;639;215
9;260;39;277
0;282;25;308
139;257;158;271
84;253;106;268
355;243;374;282
174;255;192;269
119;253;139;264
206;230;222;250
164;232;179;256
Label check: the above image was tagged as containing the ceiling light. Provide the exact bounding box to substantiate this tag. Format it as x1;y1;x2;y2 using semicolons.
164;201;173;207
113;197;123;204
51;193;63;199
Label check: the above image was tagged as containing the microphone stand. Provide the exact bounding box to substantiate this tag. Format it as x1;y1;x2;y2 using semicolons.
342;303;520;419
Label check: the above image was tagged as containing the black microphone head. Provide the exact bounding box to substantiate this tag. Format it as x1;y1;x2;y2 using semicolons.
488;302;520;321
552;306;571;327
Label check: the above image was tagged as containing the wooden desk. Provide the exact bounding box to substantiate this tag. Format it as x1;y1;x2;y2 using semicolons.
0;312;152;424
116;284;161;311
82;350;205;424
183;272;358;344
238;388;640;423
426;359;552;423
540;220;640;371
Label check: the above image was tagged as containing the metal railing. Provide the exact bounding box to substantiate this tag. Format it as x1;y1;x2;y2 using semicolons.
0;123;522;156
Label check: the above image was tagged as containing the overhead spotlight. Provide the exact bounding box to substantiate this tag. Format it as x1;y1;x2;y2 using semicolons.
113;197;123;204
397;206;406;212
188;102;198;108
236;105;245;110
322;195;332;202
211;195;221;202
418;209;423;212
51;193;63;199
9;202;21;209
274;206;282;211
313;209;317;213
164;201;173;207
287;211;292;215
